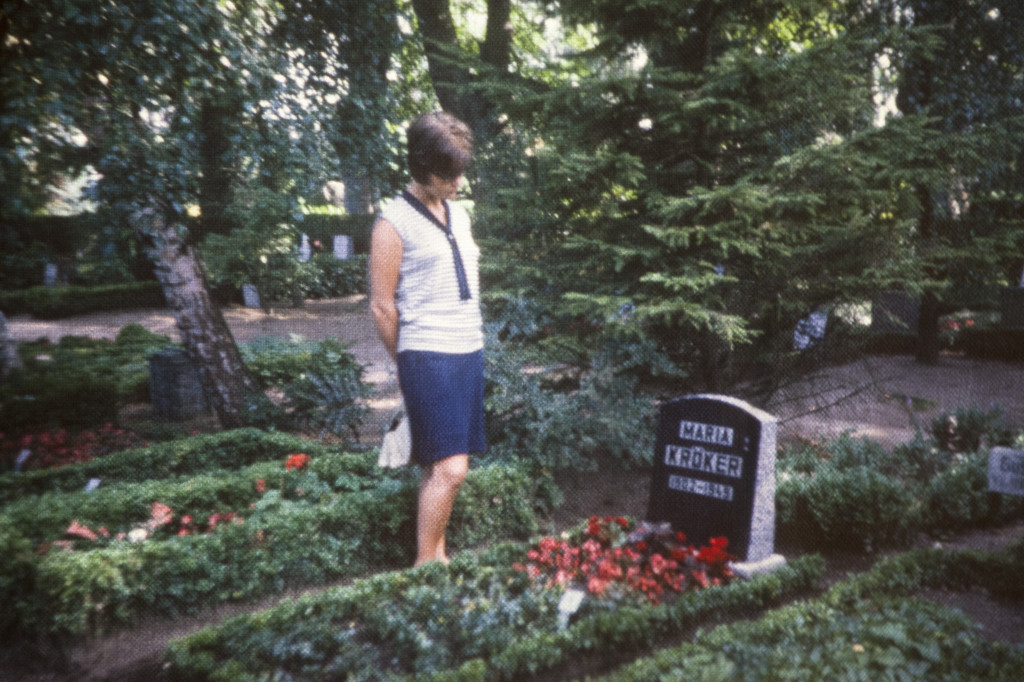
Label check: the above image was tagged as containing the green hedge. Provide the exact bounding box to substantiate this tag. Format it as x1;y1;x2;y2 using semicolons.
0;430;556;637
0;281;165;318
0;429;325;502
165;547;823;681
776;434;1024;552
599;539;1024;682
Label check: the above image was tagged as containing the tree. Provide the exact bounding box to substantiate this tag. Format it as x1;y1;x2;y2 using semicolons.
0;0;402;426
888;0;1024;363
486;0;974;392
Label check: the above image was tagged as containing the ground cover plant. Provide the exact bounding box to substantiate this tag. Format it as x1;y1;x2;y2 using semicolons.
0;430;557;639
165;535;823;681
598;538;1024;682
775;406;1024;552
0;324;173;434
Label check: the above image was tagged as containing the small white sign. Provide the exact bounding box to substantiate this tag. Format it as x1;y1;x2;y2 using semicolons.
84;478;102;492
557;587;586;630
989;448;1024;497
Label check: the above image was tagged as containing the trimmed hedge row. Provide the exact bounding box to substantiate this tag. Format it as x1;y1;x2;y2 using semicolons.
165;546;824;681
0;431;558;637
0;428;329;502
776;435;1024;552
0;281;165;318
598;539;1024;682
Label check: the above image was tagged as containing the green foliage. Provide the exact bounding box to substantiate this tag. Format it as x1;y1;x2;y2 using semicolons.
930;405;1015;453
0;429;553;637
0;428;326;502
483;336;656;471
239;337;370;439
0;282;165;318
776;425;1024;551
165;548;822;681
0;324;171;432
602;538;1024;682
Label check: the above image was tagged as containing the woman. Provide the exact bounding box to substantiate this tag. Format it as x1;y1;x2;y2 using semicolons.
369;111;485;566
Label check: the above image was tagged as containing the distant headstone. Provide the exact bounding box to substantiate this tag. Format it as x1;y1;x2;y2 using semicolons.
148;347;210;420
298;233;312;262
333;235;352;260
242;284;261;309
43;263;59;287
0;311;22;378
793;309;828;350
647;394;784;575
871;291;919;333
988;447;1024;497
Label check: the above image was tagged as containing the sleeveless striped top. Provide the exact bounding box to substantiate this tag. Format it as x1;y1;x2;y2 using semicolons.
381;194;484;354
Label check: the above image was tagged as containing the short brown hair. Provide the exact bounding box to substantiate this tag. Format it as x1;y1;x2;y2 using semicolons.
407;112;474;184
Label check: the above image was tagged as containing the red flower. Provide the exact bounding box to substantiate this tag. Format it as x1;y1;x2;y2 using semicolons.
149;502;174;528
66;520;99;541
286;453;311;471
255;478;267;493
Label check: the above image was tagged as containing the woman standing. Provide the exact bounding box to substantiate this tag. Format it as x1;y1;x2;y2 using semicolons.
369;112;485;566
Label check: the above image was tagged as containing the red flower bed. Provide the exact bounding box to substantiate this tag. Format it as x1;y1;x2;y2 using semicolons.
516;516;735;604
0;424;147;472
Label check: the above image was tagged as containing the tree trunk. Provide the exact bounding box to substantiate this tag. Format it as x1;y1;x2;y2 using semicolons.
411;0;511;138
133;201;258;428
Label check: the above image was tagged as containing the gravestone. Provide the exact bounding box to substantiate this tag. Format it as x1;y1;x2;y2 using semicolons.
0;311;22;379
871;291;919;333
43;263;59;287
298;233;312;262
242;283;261;309
647;394;784;576
148;347;209;420
988;447;1024;497
333;234;352;260
793;309;828;350
1000;287;1024;328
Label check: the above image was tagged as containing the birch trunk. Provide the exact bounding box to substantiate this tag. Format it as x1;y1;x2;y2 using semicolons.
134;201;258;428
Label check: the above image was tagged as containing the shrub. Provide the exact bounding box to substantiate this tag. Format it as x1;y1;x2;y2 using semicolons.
930;404;1014;453
239;337;370;438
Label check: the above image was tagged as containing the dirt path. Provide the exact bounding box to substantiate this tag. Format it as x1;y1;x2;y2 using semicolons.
9;297;1024;446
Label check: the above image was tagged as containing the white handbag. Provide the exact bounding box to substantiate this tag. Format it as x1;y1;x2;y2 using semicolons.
378;408;411;468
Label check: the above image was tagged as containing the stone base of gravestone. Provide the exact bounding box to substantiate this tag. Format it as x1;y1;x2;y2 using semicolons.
871;291;919;333
1000;287;1024;328
149;347;210;421
647;394;784;574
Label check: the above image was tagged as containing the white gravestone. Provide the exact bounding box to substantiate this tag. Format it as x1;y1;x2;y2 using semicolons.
988;448;1024;497
333;235;352;260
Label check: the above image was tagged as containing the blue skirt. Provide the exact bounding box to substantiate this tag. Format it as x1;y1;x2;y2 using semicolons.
397;349;486;465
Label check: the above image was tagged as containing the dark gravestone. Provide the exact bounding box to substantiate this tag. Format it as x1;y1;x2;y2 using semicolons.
647;394;783;574
871;291;919;333
148;347;209;420
1000;287;1024;328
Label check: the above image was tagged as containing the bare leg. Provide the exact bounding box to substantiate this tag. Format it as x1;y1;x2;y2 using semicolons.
415;454;468;566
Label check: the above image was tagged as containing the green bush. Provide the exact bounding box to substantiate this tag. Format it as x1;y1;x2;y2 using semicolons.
483;337;656;471
239;337;370;438
165;548;823;681
0;428;328;502
0;429;555;637
0;325;173;433
0;282;165;319
929;404;1014;453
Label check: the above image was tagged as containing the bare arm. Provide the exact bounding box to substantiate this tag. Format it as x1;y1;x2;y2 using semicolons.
369;217;403;360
